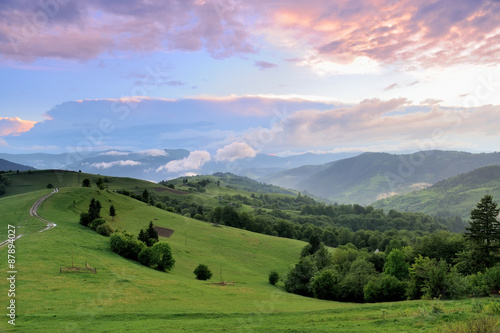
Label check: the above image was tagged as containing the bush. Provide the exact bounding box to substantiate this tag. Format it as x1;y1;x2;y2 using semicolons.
194;264;212;280
46;183;53;189
284;256;316;297
89;218;105;231
110;232;145;261
138;247;154;267
79;212;92;227
96;223;113;237
268;270;280;285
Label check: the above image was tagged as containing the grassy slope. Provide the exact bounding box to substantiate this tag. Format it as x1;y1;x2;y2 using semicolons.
0;173;492;332
373;166;500;219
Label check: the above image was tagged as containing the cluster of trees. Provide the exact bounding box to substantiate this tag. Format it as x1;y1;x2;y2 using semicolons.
110;222;175;272
117;186;467;256
82;177;110;190
281;195;500;303
79;198;114;236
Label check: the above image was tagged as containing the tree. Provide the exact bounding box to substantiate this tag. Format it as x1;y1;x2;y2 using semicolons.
88;198;102;222
138;247;155;267
311;269;341;300
46;183;53;189
96;177;105;190
152;242;175;271
465;194;500;269
284;256;316;297
268;271;280;285
194;264;213;280
82;178;91;187
109;205;116;221
384;249;410;281
146;221;159;247
89;218;105;231
364;274;406;302
142;188;150;204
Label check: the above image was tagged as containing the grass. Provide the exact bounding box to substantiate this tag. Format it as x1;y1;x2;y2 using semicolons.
0;174;496;332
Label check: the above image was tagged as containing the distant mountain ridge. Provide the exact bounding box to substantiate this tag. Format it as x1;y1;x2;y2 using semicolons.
372;165;500;219
0;158;36;172
262;150;500;205
0;150;356;182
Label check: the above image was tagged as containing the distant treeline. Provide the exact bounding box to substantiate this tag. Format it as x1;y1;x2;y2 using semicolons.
116;186;466;255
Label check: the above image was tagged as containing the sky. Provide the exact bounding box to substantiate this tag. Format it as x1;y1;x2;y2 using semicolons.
1;0;500;169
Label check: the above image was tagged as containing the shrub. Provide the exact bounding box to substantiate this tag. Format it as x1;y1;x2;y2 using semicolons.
46;183;53;189
194;264;212;280
89;218;105;231
138;247;154;267
284;256;316;297
110;232;145;261
96;223;113;237
79;212;92;227
268;270;280;285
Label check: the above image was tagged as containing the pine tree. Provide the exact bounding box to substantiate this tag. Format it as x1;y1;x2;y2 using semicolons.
146;221;159;246
88;198;102;221
109;205;116;221
465;194;500;268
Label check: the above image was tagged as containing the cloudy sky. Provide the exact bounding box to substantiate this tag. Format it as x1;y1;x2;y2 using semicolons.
1;0;500;165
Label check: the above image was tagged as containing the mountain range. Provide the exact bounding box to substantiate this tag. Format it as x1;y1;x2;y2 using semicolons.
0;158;36;172
261;150;500;205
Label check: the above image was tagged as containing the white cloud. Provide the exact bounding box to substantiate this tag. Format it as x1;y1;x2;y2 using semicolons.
91;160;142;169
156;150;211;173
215;142;257;162
136;149;168;157
0;138;7;147
100;151;130;156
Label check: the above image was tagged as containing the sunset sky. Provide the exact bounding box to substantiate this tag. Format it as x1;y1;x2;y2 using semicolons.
1;0;499;164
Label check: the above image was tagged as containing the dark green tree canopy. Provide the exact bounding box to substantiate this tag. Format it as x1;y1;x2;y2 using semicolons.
465;194;500;268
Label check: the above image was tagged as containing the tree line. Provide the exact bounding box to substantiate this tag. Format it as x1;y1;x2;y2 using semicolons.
279;195;500;303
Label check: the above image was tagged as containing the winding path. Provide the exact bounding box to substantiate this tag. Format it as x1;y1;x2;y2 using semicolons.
0;189;58;248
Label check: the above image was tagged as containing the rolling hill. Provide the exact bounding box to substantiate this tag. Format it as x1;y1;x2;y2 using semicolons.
0;170;489;332
262;150;500;205
373;165;500;219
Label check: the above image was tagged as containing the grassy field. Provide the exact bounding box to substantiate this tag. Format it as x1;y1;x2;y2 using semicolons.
0;172;497;332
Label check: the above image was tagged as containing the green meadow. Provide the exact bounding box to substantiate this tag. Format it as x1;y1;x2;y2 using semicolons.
0;171;496;332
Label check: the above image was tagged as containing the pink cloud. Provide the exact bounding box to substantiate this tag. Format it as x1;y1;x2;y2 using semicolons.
0;117;37;136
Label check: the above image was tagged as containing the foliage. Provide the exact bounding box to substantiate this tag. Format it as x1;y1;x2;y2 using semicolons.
153;242;175;272
268;270;280;285
194;264;213;280
89;217;106;231
465;194;500;269
364;274;406;303
109;205;116;220
82;178;91;187
284;256;316;297
310;269;341;300
96;223;113;237
110;232;146;261
384;249;410;280
46;183;53;189
339;259;378;302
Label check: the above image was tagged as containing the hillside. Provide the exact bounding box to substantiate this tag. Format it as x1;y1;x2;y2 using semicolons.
0;158;35;172
373;165;500;219
262;150;500;205
0;172;482;332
